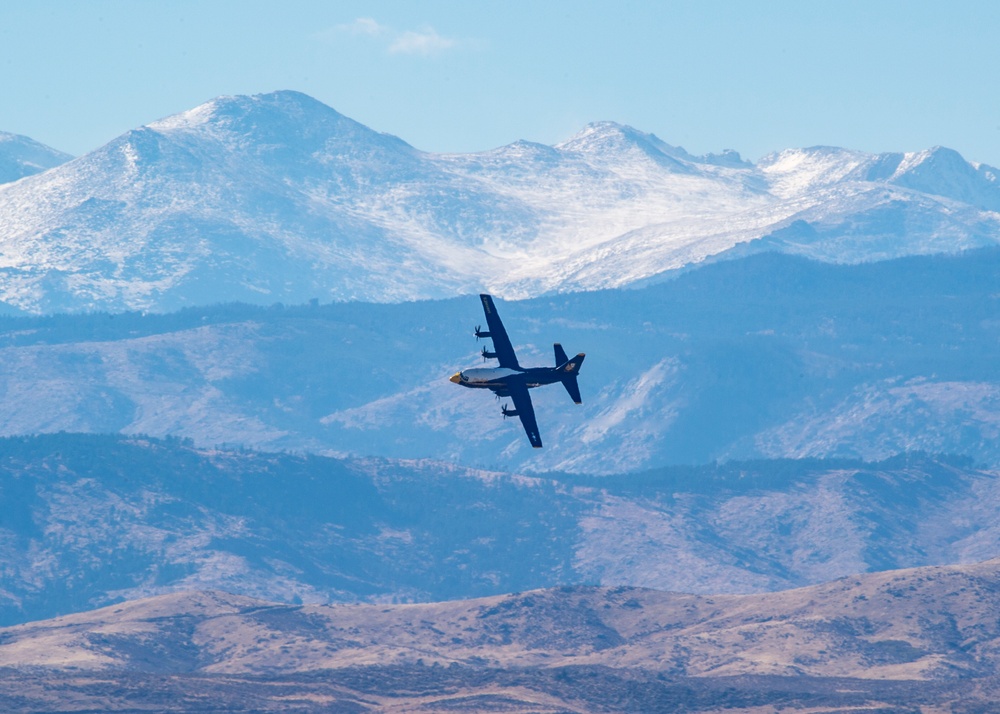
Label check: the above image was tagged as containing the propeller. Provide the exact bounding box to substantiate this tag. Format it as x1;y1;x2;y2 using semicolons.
481;346;497;362
475;325;482;341
501;403;517;419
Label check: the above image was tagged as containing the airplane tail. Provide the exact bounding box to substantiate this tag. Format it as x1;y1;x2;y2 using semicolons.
554;343;569;367
554;344;585;404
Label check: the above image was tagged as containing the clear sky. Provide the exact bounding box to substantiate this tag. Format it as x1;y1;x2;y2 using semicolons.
2;1;999;165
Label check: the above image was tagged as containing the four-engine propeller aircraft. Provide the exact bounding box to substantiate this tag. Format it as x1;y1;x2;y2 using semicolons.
449;294;585;448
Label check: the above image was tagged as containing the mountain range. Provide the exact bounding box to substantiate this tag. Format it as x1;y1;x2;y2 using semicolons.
0;433;997;630
0;90;998;313
0;248;994;473
3;91;1000;712
3;558;1000;711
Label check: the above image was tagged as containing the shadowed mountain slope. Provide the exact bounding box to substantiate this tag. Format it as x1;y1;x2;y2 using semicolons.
0;434;999;631
0;249;994;473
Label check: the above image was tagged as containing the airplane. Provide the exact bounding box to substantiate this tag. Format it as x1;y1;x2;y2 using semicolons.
449;294;585;448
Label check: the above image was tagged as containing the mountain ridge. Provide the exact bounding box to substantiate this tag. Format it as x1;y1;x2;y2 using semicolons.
0;248;994;473
0;432;997;628
4;559;1000;710
10;556;1000;678
0;131;72;185
0;90;998;313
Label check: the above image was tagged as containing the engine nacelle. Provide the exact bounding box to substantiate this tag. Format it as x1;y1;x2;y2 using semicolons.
474;325;492;341
501;404;519;419
481;347;497;361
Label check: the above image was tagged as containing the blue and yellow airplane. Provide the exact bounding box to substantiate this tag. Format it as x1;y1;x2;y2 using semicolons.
450;294;585;448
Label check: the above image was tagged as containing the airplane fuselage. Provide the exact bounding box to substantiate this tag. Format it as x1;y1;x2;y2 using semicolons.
449;366;569;396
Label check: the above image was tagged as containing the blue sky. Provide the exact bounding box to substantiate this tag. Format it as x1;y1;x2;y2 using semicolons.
2;1;999;165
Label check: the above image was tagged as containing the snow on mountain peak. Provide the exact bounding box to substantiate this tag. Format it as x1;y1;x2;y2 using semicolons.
147;90;416;162
555;121;694;173
0;90;998;314
891;146;963;179
759;146;873;194
0;131;73;185
887;146;1000;211
151;91;338;132
147;100;220;133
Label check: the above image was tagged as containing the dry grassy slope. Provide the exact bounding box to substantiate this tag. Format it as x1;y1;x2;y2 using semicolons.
3;558;999;683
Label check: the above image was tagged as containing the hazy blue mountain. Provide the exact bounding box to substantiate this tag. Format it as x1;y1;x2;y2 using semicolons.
0;433;996;627
0;132;71;185
0;91;998;313
0;249;993;473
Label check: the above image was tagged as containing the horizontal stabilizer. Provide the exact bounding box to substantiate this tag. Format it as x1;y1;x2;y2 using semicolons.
558;352;585;404
558;352;585;375
562;375;582;405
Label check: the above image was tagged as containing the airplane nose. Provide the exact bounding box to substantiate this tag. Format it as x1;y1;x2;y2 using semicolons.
449;372;462;384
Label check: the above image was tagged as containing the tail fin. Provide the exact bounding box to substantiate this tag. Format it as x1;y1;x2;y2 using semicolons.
557;352;585;375
554;343;569;367
557;352;585;404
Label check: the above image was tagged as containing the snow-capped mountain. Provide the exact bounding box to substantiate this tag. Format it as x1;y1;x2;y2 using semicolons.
0;90;998;313
0;132;71;185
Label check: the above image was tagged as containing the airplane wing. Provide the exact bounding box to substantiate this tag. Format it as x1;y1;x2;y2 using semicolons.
507;381;542;448
480;294;520;369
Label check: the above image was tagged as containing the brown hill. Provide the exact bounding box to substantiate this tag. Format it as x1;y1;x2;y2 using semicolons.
3;559;1000;711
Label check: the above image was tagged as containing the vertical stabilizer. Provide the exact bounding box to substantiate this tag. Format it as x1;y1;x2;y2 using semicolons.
554;343;569;367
